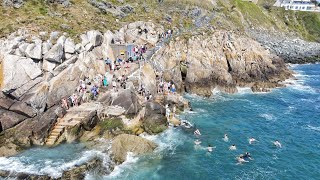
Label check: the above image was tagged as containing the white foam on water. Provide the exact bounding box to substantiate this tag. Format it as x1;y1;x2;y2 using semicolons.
282;77;316;94
236;87;253;94
259;113;276;121
285;106;297;114
212;87;222;95
99;127;187;179
305;125;320;132
105;152;139;178
0;148;111;179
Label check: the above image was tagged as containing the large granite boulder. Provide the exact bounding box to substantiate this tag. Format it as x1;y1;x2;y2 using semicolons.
87;30;103;47
44;43;64;63
1;54;42;92
47;65;82;107
64;37;75;54
110;134;157;164
111;89;141;115
24;43;42;60
0;105;59;157
0;109;27;131
142;101;167;134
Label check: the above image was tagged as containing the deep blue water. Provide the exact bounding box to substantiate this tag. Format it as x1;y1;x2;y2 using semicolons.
0;64;319;180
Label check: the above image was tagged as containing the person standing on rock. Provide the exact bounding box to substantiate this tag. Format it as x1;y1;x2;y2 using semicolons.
112;80;117;92
105;57;112;70
173;105;176;117
61;98;69;110
103;76;108;87
171;84;176;94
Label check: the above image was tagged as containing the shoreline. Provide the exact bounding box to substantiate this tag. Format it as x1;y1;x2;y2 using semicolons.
0;63;318;179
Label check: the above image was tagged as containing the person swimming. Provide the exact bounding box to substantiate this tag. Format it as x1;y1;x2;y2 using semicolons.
223;134;229;142
273;140;282;148
243;152;253;160
237;155;249;164
229;144;237;150
194;129;201;136
207;145;215;152
194;139;201;145
249;137;257;144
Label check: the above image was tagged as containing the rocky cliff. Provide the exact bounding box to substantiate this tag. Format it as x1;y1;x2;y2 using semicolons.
0;21;163;156
151;30;292;97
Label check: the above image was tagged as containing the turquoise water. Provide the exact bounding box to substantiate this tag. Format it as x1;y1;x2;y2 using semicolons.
101;64;320;180
0;64;319;180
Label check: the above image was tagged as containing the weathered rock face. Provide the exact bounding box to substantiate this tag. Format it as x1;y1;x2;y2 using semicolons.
113;21;164;46
142;101;167;134
44;43;64;63
2;0;24;8
111;89;141;115
152;31;292;96
88;0;134;17
0;27;123;155
110;134;157;164
1;54;42;93
249;30;320;64
0;105;59;156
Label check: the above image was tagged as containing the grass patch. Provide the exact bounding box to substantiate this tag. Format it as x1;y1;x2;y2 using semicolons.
98;118;124;131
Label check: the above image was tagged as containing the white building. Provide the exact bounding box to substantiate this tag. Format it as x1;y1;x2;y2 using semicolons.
274;0;319;11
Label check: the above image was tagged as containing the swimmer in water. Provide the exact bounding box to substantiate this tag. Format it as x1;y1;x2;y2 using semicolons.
243;152;253;160
237;155;249;164
207;145;215;152
273;140;282;148
249;137;257;144
194;139;201;145
194;129;201;136
229;144;237;150
223;134;229;142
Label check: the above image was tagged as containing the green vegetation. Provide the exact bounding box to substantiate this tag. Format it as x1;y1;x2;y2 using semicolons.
98;118;124;131
0;0;319;42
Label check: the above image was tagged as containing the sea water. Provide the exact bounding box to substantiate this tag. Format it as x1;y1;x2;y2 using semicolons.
99;64;320;180
0;64;319;180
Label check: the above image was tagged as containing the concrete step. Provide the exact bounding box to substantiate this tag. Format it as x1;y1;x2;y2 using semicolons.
52;128;64;134
60;121;80;127
48;135;58;139
55;125;65;129
46;141;55;146
50;132;60;136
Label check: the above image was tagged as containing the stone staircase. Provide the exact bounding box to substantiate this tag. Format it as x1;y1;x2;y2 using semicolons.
45;103;102;146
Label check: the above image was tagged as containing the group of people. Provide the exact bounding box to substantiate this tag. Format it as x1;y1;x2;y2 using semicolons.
193;130;283;164
61;75;106;110
156;72;177;94
159;29;173;40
